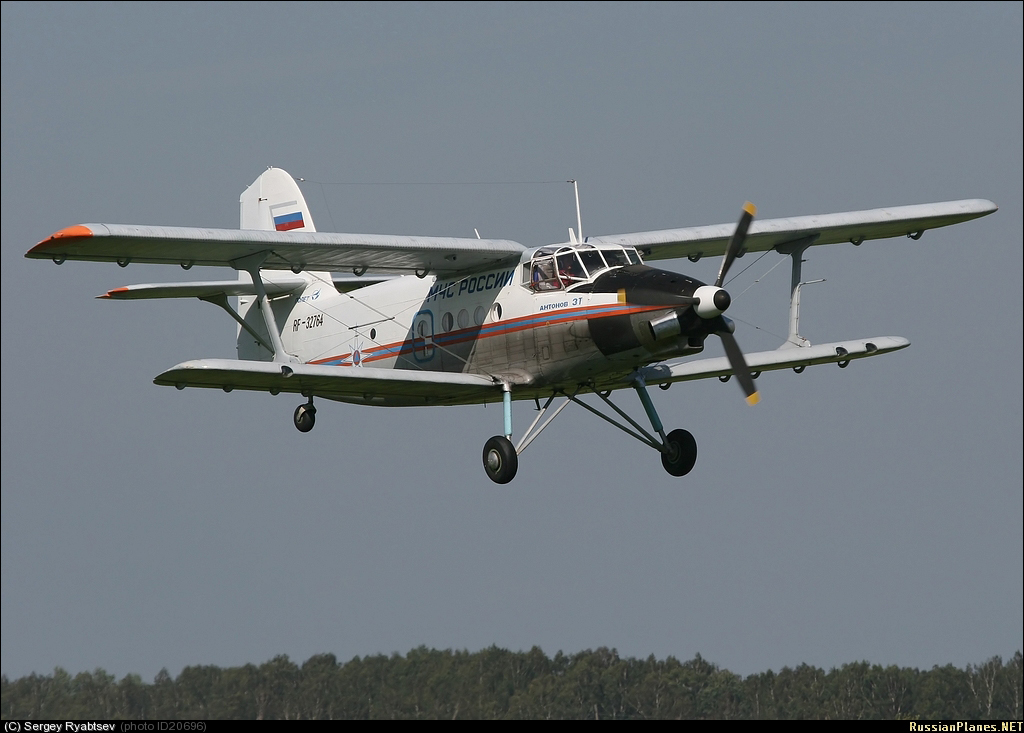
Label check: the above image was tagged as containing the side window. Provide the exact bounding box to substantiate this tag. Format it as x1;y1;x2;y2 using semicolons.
529;256;562;291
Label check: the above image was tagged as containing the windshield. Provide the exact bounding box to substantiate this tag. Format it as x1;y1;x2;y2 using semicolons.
524;244;641;291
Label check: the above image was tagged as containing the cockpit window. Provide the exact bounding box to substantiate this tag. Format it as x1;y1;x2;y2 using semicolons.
525;244;642;291
556;251;587;284
577;248;606;276
602;249;627;267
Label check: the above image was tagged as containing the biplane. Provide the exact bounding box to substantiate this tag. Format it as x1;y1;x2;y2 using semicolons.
26;168;996;483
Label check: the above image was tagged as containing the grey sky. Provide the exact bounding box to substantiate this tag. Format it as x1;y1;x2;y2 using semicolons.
2;2;1021;681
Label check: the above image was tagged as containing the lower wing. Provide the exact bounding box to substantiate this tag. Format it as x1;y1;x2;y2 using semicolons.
633;336;909;387
155;360;500;407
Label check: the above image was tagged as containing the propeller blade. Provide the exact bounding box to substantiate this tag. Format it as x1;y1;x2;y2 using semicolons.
718;330;760;405
715;202;756;288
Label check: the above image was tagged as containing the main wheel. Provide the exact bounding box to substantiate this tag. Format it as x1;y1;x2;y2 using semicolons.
294;403;316;433
661;428;697;477
482;436;518;484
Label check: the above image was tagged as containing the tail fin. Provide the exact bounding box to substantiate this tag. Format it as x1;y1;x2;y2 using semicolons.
236;168;330;359
239;166;317;233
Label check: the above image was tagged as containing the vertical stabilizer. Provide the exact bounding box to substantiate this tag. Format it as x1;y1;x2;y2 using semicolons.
239;166;317;233
236;168;329;360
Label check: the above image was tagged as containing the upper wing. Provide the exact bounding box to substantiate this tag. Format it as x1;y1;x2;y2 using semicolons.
26;224;526;277
155;359;501;407
588;199;997;261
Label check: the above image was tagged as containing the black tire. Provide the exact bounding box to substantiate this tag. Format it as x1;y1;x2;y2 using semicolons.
294;403;316;433
661;429;697;477
482;435;518;484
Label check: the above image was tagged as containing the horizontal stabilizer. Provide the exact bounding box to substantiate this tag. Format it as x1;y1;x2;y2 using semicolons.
100;273;398;299
155;359;501;407
635;336;910;386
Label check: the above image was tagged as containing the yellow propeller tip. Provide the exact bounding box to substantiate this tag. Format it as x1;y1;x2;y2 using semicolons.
746;392;761;406
743;202;757;217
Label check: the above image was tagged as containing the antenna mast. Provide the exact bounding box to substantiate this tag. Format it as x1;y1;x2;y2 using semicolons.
568;179;583;243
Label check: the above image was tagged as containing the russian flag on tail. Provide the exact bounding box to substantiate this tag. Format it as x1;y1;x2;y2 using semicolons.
274;211;304;231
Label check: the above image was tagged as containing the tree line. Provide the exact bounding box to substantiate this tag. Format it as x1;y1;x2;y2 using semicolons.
2;648;1021;720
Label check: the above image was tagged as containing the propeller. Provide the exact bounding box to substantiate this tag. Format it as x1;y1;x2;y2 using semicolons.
719;328;760;406
716;202;756;288
712;202;760;405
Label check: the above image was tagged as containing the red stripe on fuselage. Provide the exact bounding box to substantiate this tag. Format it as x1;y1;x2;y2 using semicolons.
307;302;665;367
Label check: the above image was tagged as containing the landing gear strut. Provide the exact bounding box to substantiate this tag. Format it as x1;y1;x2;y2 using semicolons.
482;385;518;484
294;397;316;433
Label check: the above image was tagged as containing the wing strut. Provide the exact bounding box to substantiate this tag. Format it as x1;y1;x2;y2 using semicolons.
232;253;296;363
775;236;828;348
197;292;275;355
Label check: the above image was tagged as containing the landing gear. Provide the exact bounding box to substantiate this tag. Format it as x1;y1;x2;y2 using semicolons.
661;429;697;477
483;436;518;484
479;377;700;483
481;386;518;484
293;398;316;433
558;377;701;480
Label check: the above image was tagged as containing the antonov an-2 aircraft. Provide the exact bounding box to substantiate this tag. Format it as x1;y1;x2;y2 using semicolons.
26;168;996;483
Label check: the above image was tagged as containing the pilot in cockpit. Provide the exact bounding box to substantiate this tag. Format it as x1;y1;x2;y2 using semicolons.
557;252;586;287
532;258;560;291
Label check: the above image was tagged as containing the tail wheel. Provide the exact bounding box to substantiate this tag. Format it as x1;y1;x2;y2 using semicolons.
482;436;518;484
661;429;697;476
294;403;316;433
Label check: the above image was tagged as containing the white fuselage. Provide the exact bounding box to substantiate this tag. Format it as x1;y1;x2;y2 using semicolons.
237;253;686;402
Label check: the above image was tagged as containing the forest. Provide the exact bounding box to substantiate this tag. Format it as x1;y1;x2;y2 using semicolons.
2;648;1021;720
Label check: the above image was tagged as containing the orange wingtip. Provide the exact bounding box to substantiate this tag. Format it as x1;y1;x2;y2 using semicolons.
37;224;93;247
745;391;761;406
743;202;757;217
97;287;129;299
